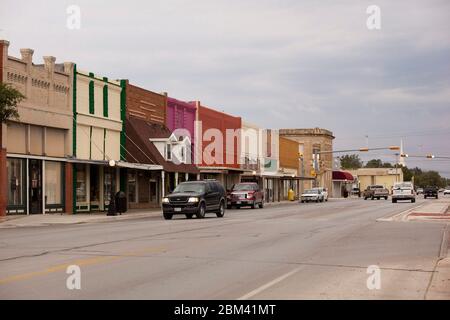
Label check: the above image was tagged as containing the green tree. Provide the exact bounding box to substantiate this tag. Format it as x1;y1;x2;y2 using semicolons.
340;154;362;169
415;171;445;188
0;83;24;148
364;159;394;168
365;159;383;168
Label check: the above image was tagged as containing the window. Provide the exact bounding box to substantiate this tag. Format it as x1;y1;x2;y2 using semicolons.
45;161;63;205
128;171;137;203
166;144;172;160
181;146;185;163
7;158;25;206
76;164;87;202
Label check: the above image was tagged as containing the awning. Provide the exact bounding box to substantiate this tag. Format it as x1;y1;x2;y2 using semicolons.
115;161;163;171
332;170;354;181
66;158;109;166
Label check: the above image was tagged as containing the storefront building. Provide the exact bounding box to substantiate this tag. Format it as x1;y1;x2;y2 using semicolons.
239;122;285;202
1;40;74;215
347;168;403;194
279;128;335;193
279;136;302;200
71;68;125;213
332;170;354;198
124;84;198;208
195;103;244;190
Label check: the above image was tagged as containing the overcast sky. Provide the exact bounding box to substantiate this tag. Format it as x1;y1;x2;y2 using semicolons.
1;0;449;176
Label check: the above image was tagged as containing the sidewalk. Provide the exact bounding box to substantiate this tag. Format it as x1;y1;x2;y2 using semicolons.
407;199;450;222
427;225;450;300
0;208;162;229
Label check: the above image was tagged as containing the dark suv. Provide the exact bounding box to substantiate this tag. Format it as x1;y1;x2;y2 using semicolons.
227;182;264;209
162;181;226;220
424;186;439;199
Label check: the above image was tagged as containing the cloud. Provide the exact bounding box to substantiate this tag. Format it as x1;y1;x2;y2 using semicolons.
1;0;449;175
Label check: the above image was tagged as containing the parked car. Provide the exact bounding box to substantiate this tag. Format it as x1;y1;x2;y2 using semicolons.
301;189;325;203
416;188;424;195
351;187;361;197
444;188;450;195
162;181;226;220
227;182;264;209
312;187;328;201
392;182;416;203
439;188;445;193
363;185;389;200
424;186;439;199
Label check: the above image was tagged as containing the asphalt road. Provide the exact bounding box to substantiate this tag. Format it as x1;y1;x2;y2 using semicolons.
0;198;447;299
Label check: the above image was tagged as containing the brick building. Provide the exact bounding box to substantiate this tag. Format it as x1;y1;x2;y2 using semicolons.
195;103;245;190
279;128;335;193
0;40;74;215
124;83;198;208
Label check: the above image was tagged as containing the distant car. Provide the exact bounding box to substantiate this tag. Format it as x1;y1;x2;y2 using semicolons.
416;188;424;195
439;188;445;193
444;189;450;195
162;181;226;220
227;182;264;209
301;189;324;203
363;185;389;200
351;188;361;197
312;187;328;201
392;182;416;203
424;186;439;199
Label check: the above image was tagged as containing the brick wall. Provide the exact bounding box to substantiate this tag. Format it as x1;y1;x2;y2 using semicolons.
126;83;167;125
197;105;241;168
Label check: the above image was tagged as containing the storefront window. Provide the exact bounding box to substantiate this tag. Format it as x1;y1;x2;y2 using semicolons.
128;171;137;203
76;164;87;202
7;158;25;206
45;161;63;205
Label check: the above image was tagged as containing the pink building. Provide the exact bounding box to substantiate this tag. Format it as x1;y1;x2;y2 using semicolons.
166;97;196;144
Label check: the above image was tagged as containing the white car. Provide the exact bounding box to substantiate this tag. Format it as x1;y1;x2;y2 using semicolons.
312;187;328;201
301;189;325;203
392;182;416;203
444;189;450;195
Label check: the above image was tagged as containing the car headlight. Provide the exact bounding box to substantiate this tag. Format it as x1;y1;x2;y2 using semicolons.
162;197;169;203
188;197;199;203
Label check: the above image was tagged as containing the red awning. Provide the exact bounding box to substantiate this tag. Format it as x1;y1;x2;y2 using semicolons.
332;171;354;181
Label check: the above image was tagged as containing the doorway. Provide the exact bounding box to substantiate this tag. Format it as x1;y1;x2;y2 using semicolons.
29;159;42;214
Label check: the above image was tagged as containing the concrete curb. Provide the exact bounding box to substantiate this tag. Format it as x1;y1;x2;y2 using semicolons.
439;225;449;259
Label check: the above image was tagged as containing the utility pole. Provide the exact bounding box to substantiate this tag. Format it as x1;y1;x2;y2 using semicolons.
299;153;305;194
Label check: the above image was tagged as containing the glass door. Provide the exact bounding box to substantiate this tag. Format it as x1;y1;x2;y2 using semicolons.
29;159;42;214
104;167;116;210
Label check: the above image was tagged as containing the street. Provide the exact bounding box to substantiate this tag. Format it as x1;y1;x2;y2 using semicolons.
0;197;448;300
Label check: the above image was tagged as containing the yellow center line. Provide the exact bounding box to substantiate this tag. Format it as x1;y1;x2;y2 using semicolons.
0;246;166;285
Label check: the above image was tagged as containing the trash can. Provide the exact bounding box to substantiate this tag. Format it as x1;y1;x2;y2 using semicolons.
288;189;295;201
115;191;127;215
107;193;117;216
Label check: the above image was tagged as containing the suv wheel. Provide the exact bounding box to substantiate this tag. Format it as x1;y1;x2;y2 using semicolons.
216;201;225;218
251;201;257;209
163;212;173;220
259;201;264;208
196;203;206;219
